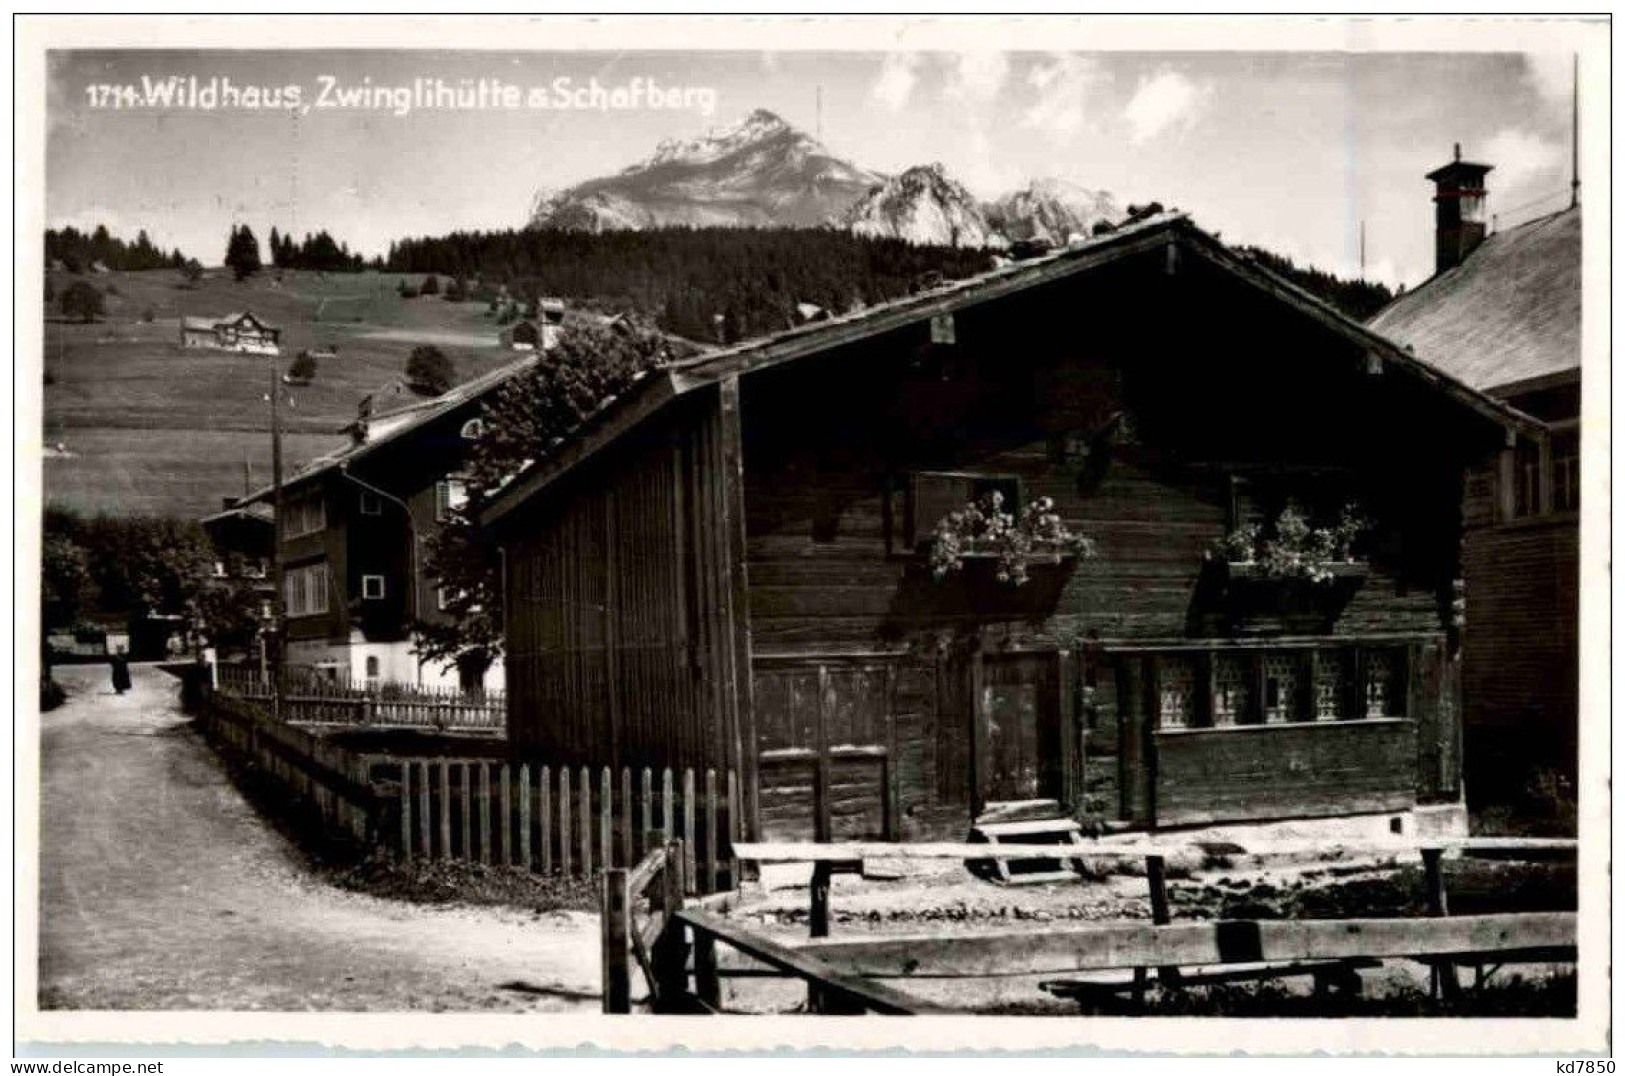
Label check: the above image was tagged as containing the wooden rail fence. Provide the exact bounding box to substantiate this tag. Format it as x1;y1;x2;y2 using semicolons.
600;839;942;1015
391;758;739;894
598;837;1577;1015
215;664;505;733
194;689;382;845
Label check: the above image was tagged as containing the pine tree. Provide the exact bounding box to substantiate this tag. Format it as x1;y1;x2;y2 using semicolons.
224;224;262;282
268;226;283;268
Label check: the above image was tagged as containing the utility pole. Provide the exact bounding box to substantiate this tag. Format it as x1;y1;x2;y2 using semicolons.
1359;221;1366;277
1571;53;1581;209
269;362;285;717
816;85;823;144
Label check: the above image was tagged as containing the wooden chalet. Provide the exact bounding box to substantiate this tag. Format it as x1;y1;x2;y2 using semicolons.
180;311;281;355
483;213;1539;842
238;357;536;691
1368;150;1581;795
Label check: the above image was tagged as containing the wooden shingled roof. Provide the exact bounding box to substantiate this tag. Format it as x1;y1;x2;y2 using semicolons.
1367;207;1580;393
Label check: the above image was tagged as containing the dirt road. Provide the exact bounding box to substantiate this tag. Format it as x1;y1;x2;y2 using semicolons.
37;663;601;1011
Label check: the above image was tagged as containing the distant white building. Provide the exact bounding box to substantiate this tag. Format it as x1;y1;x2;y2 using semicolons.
180;311;281;355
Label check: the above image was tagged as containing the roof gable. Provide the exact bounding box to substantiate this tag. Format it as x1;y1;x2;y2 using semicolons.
483;215;1540;526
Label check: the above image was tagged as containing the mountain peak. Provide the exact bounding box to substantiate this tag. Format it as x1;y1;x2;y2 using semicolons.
640;108;806;170
532;107;882;233
527;105;1121;247
841;162;1007;250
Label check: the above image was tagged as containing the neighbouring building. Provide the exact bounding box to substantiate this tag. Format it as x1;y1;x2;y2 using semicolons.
482;212;1538;844
1367;147;1581;797
180;311;282;355
239;357;538;691
199;499;277;654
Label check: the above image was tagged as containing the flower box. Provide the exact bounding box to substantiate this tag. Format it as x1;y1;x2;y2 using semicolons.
1204;558;1368;635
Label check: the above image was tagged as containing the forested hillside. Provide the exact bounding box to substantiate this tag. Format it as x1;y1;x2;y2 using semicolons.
385;227;995;343
45;225;189;272
1238;246;1395;321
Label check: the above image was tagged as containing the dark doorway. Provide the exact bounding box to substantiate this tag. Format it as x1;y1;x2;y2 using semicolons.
978;653;1063;811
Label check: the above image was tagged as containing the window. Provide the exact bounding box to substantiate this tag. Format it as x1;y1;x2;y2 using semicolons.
364;656;380;683
284;563;330;618
361;574;386;600
1364;650;1399;718
1157;659;1198;730
435;478;468;522
1314;651;1349;721
460;418;485;441
284;495;326;538
1212;655;1252;726
359;492;383;516
1261;654;1300;724
902;472;1023;550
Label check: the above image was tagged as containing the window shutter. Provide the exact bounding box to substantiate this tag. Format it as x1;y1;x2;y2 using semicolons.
908;472;972;548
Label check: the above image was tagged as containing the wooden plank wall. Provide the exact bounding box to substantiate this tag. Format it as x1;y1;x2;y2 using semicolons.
1459;513;1580;792
503;389;750;783
752;656;950;841
1153;720;1419;827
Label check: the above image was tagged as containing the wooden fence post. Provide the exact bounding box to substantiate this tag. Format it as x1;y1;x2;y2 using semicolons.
1421;847;1462;1002
540;765;553;875
500;763;514;867
727;769;741;888
682;768;697;894
519;763;532;872
559;767;572;878
600;766;613;870
600;867;631;1014
620;766;633;869
640;768;653;861
808;861;833;1014
399;762;412;858
693;929;720;1012
459;762;472;861
579;765;592;876
479;763;492;866
417;760;431;858
705;768;719;894
661;768;674;846
651;839;689;1010
1145;854;1183;993
438;761;452;861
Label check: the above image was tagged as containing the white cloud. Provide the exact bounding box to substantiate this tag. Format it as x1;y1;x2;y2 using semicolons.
1481;127;1565;198
1021;54;1107;143
944;51;1010;107
1521;52;1574;110
870;52;921;113
1123;69;1209;144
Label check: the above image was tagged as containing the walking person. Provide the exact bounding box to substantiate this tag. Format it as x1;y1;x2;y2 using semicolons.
109;647;131;696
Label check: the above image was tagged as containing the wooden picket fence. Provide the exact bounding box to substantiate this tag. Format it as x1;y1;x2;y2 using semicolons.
216;663;505;733
390;757;740;895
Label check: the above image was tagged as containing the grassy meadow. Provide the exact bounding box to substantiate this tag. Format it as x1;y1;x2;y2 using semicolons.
42;266;518;518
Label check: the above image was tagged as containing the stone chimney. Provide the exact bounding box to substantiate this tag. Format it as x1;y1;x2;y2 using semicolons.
1426;143;1493;274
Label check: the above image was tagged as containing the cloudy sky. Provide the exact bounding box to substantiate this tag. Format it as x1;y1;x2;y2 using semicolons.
47;48;1575;288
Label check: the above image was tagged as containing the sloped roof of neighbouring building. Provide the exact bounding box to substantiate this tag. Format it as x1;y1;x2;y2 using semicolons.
1367;207;1580;393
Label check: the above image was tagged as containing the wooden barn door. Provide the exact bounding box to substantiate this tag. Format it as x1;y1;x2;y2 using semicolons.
752;660;899;842
976;653;1064;813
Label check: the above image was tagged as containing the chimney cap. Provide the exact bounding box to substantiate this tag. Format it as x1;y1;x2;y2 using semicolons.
1426;146;1493;184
